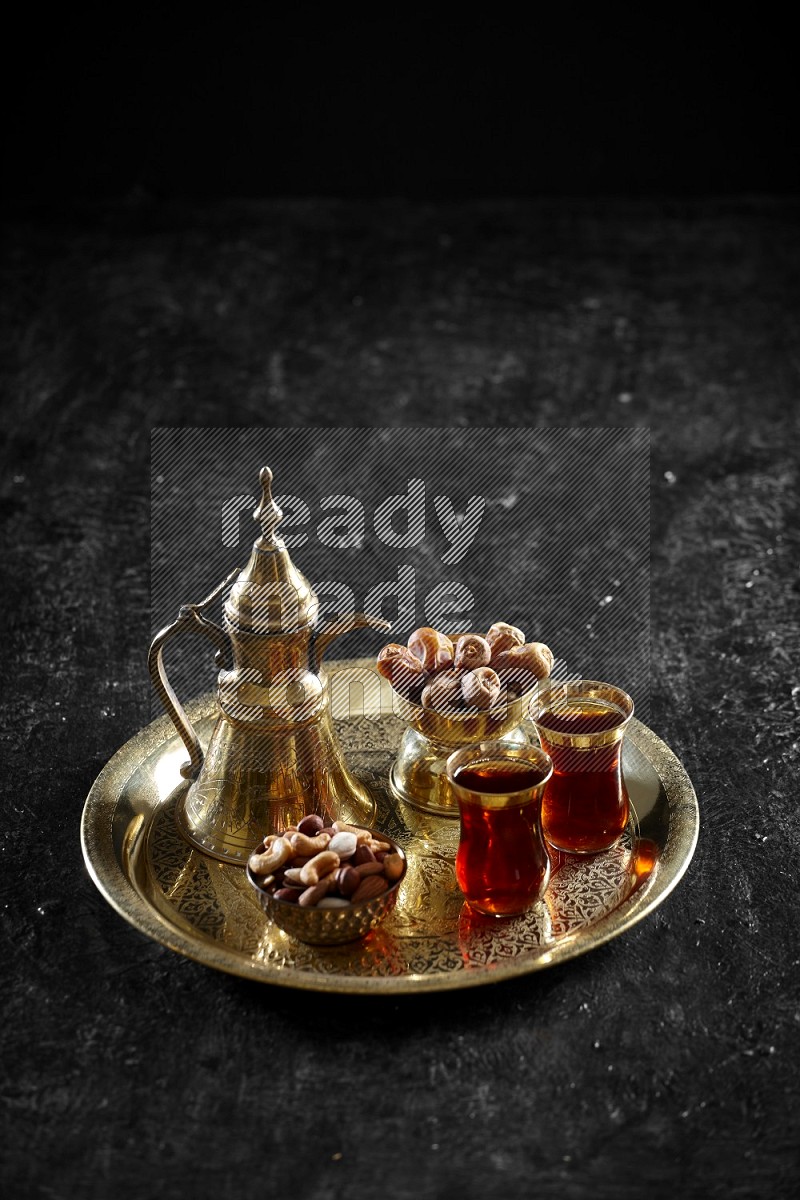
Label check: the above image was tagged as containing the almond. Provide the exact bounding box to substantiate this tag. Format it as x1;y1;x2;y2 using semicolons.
355;861;385;878
351;875;389;904
383;853;405;882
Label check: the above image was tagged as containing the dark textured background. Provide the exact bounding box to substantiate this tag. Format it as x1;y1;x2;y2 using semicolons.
5;14;797;207
149;426;651;725
1;195;798;1198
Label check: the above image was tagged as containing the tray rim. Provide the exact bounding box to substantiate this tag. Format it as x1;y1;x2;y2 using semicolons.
81;661;700;995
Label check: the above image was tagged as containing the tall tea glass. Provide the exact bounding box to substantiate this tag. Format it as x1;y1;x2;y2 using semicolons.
531;680;634;854
446;741;552;917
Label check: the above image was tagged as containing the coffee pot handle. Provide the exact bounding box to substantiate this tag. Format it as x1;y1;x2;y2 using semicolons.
147;569;239;780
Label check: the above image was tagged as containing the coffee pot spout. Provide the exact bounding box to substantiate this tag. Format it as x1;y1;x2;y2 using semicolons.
314;612;391;666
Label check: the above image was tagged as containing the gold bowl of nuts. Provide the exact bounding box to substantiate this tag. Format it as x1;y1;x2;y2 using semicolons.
377;624;554;816
245;815;407;945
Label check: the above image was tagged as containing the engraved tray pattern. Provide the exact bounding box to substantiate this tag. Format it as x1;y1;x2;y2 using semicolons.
81;660;699;994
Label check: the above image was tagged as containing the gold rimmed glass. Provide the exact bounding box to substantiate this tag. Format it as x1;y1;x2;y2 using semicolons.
446;741;553;917
531;680;634;854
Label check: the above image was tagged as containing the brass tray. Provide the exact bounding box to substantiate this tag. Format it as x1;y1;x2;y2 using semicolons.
81;659;699;994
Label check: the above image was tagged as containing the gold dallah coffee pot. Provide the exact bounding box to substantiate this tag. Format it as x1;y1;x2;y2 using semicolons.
148;466;389;864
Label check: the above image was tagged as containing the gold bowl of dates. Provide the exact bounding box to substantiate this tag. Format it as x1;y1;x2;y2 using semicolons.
245;816;408;946
377;624;553;816
393;681;539;745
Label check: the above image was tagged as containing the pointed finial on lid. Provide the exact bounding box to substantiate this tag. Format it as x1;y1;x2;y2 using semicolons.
253;466;283;548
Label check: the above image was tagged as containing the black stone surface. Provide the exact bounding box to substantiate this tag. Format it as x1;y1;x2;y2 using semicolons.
1;198;798;1199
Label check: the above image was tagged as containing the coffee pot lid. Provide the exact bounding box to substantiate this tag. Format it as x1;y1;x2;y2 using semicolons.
224;466;318;634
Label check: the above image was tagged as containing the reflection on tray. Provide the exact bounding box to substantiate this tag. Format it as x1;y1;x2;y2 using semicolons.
140;757;658;983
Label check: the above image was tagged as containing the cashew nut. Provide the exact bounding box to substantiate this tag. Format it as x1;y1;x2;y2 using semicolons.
248;837;293;876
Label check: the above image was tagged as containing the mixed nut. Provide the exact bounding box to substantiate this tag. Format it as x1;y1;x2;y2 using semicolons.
376;622;554;715
248;814;405;909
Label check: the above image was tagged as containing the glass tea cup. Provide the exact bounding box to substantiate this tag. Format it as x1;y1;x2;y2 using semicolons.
446;741;553;917
531;680;634;854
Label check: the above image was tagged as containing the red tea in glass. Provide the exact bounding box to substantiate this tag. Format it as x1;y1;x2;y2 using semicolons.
447;744;552;917
532;681;634;854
